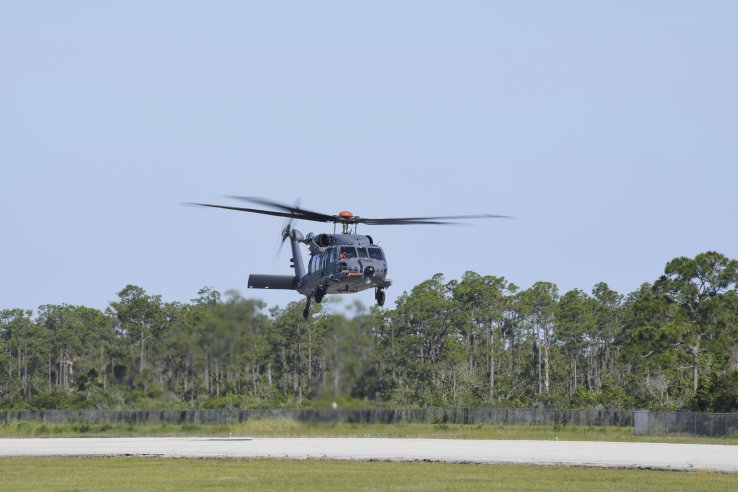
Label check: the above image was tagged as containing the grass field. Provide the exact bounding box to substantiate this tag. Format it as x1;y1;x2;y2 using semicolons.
0;457;736;491
2;419;738;445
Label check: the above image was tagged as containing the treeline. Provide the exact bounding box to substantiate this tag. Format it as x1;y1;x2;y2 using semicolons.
1;251;737;411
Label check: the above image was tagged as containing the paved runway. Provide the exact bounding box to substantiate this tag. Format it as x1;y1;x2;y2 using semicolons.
2;437;737;472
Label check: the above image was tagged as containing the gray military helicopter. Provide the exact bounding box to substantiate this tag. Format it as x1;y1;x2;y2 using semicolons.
193;197;508;318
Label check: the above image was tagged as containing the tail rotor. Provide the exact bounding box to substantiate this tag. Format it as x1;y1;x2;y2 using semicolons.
275;198;301;259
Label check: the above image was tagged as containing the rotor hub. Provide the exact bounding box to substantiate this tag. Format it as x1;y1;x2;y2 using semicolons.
338;211;354;233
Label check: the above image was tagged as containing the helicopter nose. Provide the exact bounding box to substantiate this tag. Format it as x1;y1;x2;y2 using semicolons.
363;266;375;278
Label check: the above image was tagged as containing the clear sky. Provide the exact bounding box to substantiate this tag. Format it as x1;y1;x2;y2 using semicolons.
2;1;737;314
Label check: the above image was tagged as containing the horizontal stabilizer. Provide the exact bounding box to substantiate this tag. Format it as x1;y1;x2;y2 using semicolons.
248;274;297;290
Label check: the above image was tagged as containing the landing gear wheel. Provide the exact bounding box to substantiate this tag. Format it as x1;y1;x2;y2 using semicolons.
375;288;385;307
314;287;325;304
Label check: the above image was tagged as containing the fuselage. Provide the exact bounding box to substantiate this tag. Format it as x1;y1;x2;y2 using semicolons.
297;233;390;296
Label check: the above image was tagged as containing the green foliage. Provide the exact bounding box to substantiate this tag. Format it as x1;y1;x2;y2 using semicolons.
569;387;596;407
655;252;738;394
688;370;738;412
1;252;738;411
711;371;738;412
597;374;632;409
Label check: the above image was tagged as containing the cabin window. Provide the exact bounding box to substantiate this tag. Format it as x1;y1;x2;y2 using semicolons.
322;248;335;270
309;254;320;273
357;247;369;259
368;247;384;260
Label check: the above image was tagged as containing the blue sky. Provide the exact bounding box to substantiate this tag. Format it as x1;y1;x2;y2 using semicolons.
1;1;736;313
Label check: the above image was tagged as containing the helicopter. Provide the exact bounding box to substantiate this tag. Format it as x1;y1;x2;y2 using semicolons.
192;197;509;318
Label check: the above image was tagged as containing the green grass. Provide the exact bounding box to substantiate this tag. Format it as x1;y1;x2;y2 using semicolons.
2;419;738;445
0;457;736;491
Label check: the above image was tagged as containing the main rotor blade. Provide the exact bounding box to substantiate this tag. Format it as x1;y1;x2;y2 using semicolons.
359;218;462;225
358;214;512;225
227;196;334;222
192;198;512;226
189;203;329;222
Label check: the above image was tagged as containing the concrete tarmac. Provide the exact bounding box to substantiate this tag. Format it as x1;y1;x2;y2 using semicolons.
1;437;737;472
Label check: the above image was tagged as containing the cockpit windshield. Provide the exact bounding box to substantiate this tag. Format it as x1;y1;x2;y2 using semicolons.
357;247;369;259
368;247;384;260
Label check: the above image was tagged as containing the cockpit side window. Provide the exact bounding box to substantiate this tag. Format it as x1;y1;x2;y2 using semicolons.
357;247;368;259
368;247;384;260
340;246;357;259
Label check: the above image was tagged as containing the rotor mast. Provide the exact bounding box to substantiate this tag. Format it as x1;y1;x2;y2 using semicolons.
339;211;354;234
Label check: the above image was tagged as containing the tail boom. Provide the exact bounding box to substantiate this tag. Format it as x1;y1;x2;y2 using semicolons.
248;274;297;290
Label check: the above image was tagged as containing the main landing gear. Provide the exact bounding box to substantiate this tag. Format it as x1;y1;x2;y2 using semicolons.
314;286;326;304
375;287;385;307
303;295;312;319
305;287;384;318
304;286;326;319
